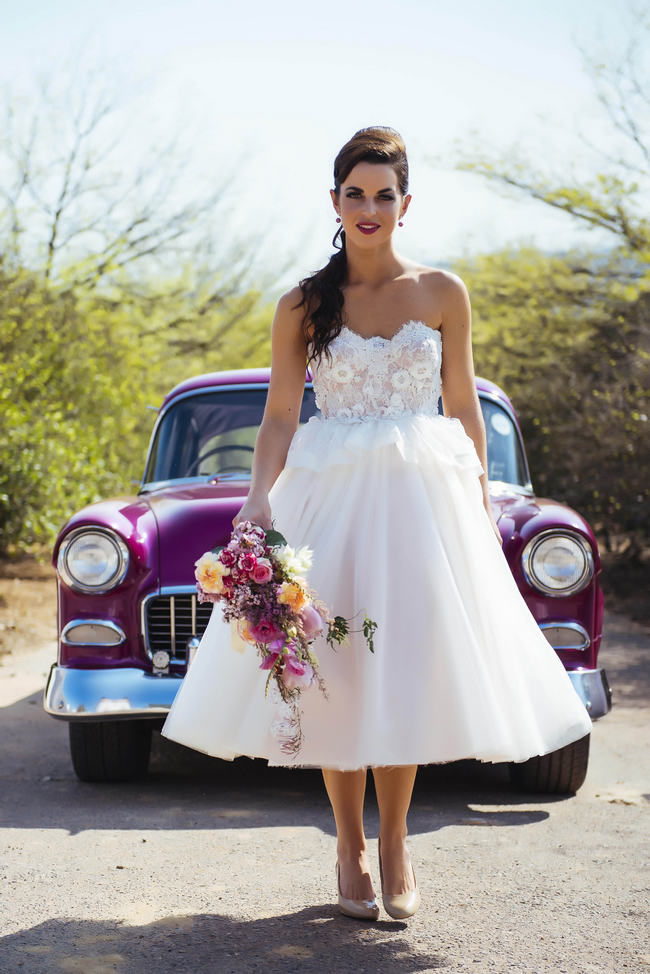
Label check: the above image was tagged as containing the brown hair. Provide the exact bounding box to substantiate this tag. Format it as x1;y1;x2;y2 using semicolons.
293;125;409;368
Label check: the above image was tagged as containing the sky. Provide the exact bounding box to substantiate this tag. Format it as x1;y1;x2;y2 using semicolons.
0;0;639;295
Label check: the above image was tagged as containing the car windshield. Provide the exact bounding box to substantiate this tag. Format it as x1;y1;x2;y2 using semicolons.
142;386;529;489
143;386;318;485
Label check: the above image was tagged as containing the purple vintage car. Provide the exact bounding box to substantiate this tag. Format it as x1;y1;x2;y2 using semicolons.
44;365;612;788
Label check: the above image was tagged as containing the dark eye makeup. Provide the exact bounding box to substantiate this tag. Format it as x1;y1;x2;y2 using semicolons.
345;191;395;200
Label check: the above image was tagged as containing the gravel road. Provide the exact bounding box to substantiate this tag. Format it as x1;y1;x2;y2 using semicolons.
0;608;648;974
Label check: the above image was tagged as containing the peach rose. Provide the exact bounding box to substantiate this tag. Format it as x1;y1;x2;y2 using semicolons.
194;552;231;594
277;581;308;612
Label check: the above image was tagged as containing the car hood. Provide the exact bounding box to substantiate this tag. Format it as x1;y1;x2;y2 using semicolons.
144;482;250;586
490;487;599;558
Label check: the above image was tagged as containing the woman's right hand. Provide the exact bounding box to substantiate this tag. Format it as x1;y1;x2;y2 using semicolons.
232;492;273;531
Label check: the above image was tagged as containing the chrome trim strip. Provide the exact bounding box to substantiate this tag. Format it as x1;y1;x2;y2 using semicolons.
191;594;196;634
567;667;612;719
539;620;591;652
61;619;127;646
56;576;62;664
521;528;595;597
43;663;182;719
170;595;176;657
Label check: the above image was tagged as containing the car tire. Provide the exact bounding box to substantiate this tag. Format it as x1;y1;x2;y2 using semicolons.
69;720;153;783
508;732;590;794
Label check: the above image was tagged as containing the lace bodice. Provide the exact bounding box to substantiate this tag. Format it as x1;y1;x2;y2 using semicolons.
309;319;442;421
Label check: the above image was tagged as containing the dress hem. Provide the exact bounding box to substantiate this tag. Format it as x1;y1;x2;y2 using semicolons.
159;724;591;772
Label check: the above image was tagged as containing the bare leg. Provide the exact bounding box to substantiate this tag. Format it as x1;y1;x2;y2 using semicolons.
321;767;375;901
371;764;418;894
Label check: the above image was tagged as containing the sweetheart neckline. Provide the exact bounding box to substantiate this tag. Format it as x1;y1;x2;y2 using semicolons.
339;319;441;344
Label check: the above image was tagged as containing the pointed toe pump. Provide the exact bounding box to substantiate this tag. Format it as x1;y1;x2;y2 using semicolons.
335;861;380;921
378;836;421;920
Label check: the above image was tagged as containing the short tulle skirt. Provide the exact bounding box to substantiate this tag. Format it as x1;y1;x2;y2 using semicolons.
161;411;592;770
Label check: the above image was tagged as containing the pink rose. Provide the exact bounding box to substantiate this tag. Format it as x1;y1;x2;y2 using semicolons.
252;558;273;584
299;603;325;638
250;619;285;643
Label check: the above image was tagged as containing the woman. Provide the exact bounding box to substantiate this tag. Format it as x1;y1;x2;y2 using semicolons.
161;126;592;922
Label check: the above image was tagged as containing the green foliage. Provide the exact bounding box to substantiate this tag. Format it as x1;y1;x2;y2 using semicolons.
456;245;650;550
0;263;272;555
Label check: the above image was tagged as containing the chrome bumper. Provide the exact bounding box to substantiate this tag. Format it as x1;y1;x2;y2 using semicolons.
43;663;183;721
43;662;613;723
567;667;612;719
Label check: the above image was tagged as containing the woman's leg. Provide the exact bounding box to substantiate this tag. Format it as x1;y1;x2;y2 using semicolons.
371;764;418;894
322;767;375;900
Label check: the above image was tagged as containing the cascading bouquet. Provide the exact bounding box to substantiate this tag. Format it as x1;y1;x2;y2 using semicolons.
194;519;377;756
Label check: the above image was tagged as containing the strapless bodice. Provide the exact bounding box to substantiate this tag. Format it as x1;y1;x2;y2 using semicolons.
309;319;442;422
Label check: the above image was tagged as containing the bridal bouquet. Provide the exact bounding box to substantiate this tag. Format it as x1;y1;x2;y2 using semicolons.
194;519;377;756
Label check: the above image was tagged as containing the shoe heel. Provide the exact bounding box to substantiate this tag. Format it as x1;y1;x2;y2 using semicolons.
378;836;421;920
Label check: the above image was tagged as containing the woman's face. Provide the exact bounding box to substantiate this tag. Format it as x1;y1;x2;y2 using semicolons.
330;162;410;246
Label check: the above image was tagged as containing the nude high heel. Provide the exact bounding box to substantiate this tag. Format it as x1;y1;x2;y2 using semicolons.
335;861;380;920
378;835;421;920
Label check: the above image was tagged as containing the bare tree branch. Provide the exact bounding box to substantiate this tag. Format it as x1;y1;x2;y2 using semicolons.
0;64;261;297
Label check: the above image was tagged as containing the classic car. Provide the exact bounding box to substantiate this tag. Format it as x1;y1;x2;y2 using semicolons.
44;364;612;789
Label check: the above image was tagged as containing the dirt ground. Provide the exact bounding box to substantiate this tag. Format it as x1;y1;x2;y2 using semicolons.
0;553;648;974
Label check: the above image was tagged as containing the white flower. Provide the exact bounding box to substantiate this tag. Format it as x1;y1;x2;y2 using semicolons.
412;361;433;381
389;392;405;410
391;369;411;390
275;544;313;576
333;362;355;383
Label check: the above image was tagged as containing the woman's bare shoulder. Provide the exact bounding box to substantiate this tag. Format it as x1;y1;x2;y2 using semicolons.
272;285;311;347
274;284;305;319
411;263;467;291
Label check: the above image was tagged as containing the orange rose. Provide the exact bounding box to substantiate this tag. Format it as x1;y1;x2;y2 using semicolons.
277;581;308;612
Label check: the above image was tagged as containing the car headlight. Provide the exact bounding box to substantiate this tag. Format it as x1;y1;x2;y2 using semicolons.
521;530;594;597
57;528;130;593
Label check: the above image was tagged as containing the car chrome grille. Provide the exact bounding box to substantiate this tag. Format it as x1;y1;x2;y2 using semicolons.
143;591;213;663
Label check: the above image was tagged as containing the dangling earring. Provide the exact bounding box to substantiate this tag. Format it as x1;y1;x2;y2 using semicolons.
336;217;341;223
398;220;404;227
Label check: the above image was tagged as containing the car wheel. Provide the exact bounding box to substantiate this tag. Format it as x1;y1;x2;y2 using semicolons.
508;733;590;794
69;720;153;783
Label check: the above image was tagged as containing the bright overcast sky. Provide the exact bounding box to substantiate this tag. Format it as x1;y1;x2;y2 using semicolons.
1;0;636;295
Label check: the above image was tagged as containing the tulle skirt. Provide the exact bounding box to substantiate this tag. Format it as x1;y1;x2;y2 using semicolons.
161;412;592;770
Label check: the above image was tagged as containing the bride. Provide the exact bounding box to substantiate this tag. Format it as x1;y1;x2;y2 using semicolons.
163;125;592;922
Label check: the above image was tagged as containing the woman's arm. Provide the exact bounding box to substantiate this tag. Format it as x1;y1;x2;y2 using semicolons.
233;287;309;529
437;272;502;543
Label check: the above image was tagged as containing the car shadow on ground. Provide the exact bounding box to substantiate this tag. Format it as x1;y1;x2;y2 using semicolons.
0;905;482;974
3;683;561;836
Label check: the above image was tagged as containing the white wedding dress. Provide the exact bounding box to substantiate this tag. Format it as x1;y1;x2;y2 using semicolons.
161;319;592;769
